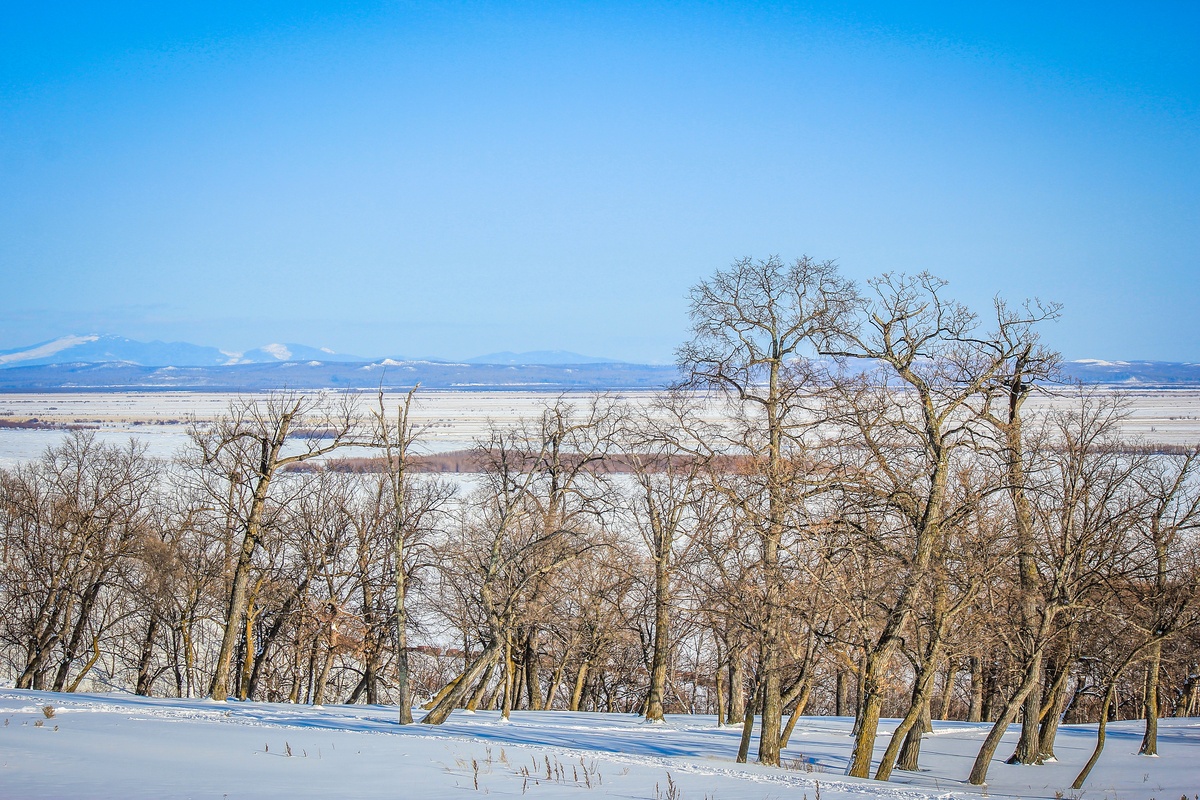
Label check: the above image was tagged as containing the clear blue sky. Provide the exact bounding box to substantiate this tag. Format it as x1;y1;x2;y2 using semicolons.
1;2;1197;362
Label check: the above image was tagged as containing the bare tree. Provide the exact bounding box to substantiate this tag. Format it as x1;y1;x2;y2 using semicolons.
824;273;1058;779
1131;448;1200;755
188;391;364;702
1;431;158;692
968;391;1145;785
678;254;858;766
421;396;618;724
370;387;454;722
620;391;714;722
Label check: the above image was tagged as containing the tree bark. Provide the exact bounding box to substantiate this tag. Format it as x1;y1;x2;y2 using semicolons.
1139;643;1162;756
421;643;501;725
645;533;672;722
136;616;160;696
1072;681;1117;789
968;653;984;722
968;663;1042;785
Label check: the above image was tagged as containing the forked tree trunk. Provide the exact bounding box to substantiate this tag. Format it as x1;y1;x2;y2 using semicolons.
780;680;812;749
896;696;932;772
876;650;939;781
1039;648;1074;760
421;643;501;725
466;662;495;712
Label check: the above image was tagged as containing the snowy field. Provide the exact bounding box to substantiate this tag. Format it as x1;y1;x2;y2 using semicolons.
1;689;1197;800
3;389;1200;470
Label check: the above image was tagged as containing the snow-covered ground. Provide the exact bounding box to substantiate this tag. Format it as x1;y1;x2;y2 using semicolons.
2;689;1196;799
4;389;1200;470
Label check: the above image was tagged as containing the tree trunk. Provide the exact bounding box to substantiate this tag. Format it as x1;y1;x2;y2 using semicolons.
524;630;544;711
736;682;762;764
570;660;590;711
645;543;672;722
936;659;954;721
501;634;515;721
715;662;725;726
727;647;746;724
237;603;257;701
421;643;501;725
1139;641;1162;755
847;667;885;778
1071;681;1117;790
395;579;412;723
1039;650;1073;760
968;653;984;722
968;662;1042;785
312;645;335;706
135;616;160;696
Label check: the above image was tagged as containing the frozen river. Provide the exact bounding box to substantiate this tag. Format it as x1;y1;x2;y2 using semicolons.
0;391;665;468
2;388;1200;469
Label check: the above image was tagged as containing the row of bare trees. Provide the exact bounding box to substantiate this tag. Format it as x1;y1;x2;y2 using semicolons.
2;257;1199;789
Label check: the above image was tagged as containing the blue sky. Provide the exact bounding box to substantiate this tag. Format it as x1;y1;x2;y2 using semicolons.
1;1;1196;362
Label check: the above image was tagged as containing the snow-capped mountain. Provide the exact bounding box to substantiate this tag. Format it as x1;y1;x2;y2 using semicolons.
235;343;368;364
0;335;366;368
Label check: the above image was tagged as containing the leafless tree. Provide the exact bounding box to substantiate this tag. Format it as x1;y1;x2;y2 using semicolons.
421;396;618;724
823;273;1058;779
1;431;158;692
678;254;858;766
370;387;455;722
619;391;715;722
186;391;364;702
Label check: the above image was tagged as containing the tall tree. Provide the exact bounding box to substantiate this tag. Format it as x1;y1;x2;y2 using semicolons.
371;387;454;723
678;254;858;766
620;391;714;722
824;274;1058;779
189;392;363;702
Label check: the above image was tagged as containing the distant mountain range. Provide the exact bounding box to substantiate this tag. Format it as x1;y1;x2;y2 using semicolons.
0;335;648;391
0;335;1196;392
0;335;619;369
0;335;365;368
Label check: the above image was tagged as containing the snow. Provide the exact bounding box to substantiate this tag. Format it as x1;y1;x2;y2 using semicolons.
1072;359;1132;367
0;334;100;365
2;690;1197;799
261;343;293;360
